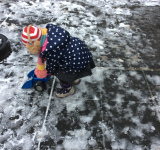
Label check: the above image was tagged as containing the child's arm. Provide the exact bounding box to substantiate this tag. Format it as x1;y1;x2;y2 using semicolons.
34;37;48;78
34;57;47;78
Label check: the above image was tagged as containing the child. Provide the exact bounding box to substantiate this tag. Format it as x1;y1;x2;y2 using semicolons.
21;24;95;98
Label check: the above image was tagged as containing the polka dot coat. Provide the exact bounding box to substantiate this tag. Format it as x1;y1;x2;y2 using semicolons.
41;24;93;74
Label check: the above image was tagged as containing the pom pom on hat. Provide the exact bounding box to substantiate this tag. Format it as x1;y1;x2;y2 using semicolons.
21;25;42;46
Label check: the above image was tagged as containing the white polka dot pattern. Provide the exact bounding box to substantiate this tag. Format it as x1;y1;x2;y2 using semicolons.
41;24;93;74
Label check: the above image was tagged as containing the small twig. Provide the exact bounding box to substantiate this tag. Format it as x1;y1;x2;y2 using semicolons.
0;12;12;28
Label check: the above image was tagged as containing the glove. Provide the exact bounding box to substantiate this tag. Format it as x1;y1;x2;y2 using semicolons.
34;68;47;78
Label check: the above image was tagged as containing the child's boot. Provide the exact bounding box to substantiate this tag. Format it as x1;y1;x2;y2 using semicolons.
72;79;81;85
56;83;75;98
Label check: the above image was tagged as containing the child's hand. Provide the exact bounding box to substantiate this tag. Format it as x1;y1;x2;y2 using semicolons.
34;68;47;78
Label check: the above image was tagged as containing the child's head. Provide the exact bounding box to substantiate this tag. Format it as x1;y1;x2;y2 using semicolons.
21;25;41;54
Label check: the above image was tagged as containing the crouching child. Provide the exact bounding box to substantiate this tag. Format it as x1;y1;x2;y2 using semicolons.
21;24;95;98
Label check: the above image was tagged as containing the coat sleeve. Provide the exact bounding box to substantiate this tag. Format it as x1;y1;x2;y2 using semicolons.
43;49;63;75
34;48;48;78
40;37;63;75
41;24;70;75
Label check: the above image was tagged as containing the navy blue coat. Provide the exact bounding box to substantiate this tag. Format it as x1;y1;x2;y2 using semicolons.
41;24;93;75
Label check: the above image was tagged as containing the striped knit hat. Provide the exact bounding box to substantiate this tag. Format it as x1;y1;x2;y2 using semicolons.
21;25;42;46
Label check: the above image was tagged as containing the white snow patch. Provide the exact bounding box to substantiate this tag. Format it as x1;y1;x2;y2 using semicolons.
147;75;160;85
144;0;160;6
117;74;127;85
114;94;124;103
63;129;91;150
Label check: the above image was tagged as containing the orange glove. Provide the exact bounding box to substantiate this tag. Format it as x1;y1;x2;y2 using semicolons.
34;68;47;78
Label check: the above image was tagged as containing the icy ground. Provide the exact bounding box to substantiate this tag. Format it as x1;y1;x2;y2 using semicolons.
0;0;160;149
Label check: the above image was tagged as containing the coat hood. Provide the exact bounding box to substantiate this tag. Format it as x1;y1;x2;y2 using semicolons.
41;24;70;57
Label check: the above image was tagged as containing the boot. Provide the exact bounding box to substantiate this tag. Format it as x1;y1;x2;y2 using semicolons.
56;83;75;98
72;79;81;85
